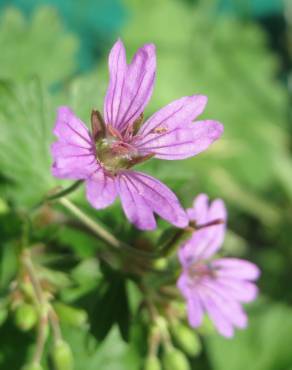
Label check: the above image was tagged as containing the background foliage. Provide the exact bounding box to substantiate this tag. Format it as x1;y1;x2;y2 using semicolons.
0;0;291;369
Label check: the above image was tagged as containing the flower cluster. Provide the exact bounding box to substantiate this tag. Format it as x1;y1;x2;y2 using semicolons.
51;39;223;230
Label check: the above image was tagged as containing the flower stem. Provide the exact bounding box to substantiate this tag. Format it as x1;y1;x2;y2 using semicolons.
33;314;47;364
46;180;83;202
49;307;62;343
158;228;193;257
31;180;83;212
22;249;63;359
22;250;45;305
58;197;159;259
59;197;123;250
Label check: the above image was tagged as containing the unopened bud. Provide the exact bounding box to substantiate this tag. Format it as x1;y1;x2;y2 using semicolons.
54;302;87;328
22;363;43;370
21;281;35;300
171;323;201;357
15;303;38;331
144;355;161;370
153;258;167;270
52;340;74;370
162;347;190;370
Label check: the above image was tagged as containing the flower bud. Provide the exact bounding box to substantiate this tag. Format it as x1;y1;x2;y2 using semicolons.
162;348;190;370
21;280;35;301
22;363;43;370
52;340;74;370
54;302;87;328
144;355;161;370
153;258;167;270
15;303;38;331
171;323;201;357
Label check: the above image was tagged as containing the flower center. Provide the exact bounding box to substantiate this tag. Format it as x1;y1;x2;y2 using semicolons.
95;136;137;174
188;262;216;282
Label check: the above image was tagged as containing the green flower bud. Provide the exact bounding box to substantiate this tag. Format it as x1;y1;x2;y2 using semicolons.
144;355;161;370
153;258;167;270
171;323;201;357
162;348;190;370
54;302;87;328
15;303;38;331
52;340;74;370
21;281;35;300
22;363;43;370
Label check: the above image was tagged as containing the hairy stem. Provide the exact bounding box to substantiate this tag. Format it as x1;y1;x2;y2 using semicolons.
31;180;83;212
33;314;47;364
49;308;62;343
22;250;45;305
59;197;123;249
46;180;83;202
58;197;158;259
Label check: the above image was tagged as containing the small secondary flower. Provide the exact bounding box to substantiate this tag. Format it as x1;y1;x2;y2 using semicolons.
177;194;260;337
51;40;223;230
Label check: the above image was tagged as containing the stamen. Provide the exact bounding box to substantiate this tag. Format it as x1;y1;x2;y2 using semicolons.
107;124;123;140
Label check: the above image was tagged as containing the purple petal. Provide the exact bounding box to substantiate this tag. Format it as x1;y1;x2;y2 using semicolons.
53;106;93;147
177;273;190;299
117;172;156;230
187;193;209;223
85;168;118;209
138;95;208;136
51;107;97;179
215;277;258;303
136;120;223;160
187;294;204;328
117;171;188;230
198;199;227;259
180;195;227;262
198;290;234;338
104;39;156;131
103;40;127;128
201;281;248;329
213;258;261;280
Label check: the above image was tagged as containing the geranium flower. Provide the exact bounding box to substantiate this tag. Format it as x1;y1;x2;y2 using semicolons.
177;194;260;337
51;40;223;230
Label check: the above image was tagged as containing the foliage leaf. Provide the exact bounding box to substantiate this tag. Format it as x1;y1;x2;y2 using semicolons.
0;79;58;207
0;6;79;85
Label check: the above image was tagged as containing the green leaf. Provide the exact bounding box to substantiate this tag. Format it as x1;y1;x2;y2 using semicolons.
0;6;79;85
62;326;141;370
0;79;58;207
77;271;131;342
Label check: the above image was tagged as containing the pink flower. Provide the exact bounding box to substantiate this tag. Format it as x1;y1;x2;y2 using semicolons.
51;40;223;230
177;194;260;337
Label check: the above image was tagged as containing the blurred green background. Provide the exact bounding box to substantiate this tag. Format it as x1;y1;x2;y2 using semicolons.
0;0;292;369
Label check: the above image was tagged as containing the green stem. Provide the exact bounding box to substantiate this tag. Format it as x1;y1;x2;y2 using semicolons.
31;180;83;212
59;197;123;250
33;314;47;364
22;250;45;305
58;197;158;259
158;228;192;257
46;180;83;202
48;307;62;343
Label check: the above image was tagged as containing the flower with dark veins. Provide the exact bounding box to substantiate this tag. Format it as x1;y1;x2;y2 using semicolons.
177;194;260;337
51;40;223;230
